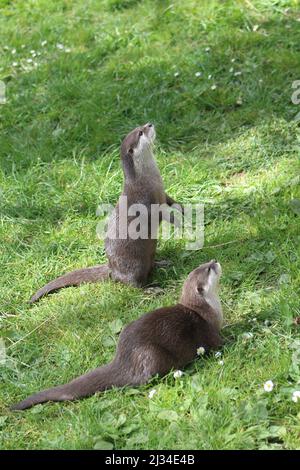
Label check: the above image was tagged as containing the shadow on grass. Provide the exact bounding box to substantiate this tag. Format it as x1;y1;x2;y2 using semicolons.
1;10;299;172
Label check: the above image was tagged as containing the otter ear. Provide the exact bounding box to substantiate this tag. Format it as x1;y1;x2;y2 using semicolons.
196;285;204;295
123;150;135;178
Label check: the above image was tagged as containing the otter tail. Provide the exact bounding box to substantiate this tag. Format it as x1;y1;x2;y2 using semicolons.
10;362;128;411
29;264;111;303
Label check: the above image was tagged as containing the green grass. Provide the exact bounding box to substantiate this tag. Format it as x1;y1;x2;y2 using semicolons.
1;0;300;450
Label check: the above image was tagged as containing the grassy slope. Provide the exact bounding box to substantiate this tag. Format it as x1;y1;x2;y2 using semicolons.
0;0;300;450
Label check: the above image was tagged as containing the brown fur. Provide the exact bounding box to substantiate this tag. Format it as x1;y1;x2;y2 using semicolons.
11;261;223;411
30;123;181;302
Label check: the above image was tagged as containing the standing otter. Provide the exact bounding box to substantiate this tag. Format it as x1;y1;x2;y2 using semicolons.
30;123;182;303
11;260;223;411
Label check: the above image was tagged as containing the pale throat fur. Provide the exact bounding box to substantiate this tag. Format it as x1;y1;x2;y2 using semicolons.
180;261;223;330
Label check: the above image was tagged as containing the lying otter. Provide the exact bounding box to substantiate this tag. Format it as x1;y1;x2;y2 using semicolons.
11;260;223;410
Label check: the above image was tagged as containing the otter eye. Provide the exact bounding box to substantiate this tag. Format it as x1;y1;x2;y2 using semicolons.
128;148;133;155
139;130;143;136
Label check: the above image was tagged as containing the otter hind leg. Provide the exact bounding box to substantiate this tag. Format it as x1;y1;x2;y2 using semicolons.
130;345;177;385
111;268;149;288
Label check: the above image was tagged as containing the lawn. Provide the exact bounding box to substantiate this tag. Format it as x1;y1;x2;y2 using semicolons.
0;0;300;450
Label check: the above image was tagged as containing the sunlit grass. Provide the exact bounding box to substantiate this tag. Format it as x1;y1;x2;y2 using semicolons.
0;0;300;450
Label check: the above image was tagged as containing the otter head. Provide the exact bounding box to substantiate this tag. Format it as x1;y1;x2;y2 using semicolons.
121;123;156;177
180;260;223;329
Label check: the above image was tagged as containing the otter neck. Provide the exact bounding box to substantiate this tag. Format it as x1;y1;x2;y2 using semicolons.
134;146;162;182
204;291;223;329
180;289;223;331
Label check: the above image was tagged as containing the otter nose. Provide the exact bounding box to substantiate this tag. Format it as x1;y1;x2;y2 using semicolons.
148;123;153;127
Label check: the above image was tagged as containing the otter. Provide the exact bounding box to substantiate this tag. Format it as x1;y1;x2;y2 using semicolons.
30;123;182;303
11;260;223;411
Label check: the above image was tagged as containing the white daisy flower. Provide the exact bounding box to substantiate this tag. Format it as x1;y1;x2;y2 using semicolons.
211;84;217;90
242;332;253;340
173;370;183;379
41;40;47;47
148;389;157;399
263;380;274;392
292;391;300;403
234;71;242;76
195;72;202;77
218;360;224;366
197;346;205;356
11;48;16;55
56;43;64;50
174;72;180;77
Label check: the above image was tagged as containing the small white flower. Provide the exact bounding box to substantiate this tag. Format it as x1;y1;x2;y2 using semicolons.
12;62;18;67
215;351;222;358
234;71;242;76
195;72;202;77
173;370;183;379
56;43;64;50
205;47;210;52
26;58;33;63
211;84;217;90
218;360;224;366
65;47;71;53
174;72;180;77
229;67;234;73
208;74;212;79
197;346;205;356
41;40;47;47
292;391;300;403
242;332;253;340
263;380;274;392
11;48;16;55
21;44;25;49
231;58;236;63
148;389;157;399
